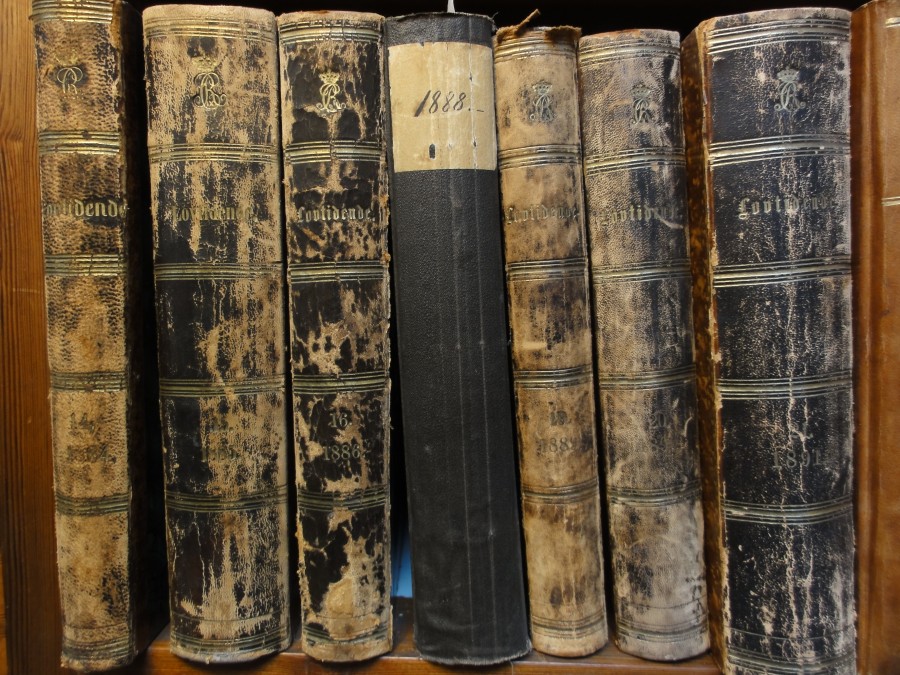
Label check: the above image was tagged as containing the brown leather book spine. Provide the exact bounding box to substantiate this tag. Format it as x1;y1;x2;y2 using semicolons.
493;25;607;658
143;5;290;663
682;9;855;674
277;11;392;662
852;2;900;673
31;0;167;669
578;29;708;662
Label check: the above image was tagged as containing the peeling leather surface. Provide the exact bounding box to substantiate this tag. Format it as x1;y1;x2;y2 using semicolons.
494;25;608;658
144;5;290;663
278;11;392;662
682;9;855;674
578;29;709;662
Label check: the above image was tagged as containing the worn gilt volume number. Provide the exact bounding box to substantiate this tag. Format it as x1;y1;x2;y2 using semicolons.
32;0;167;669
143;5;291;663
682;9;855;674
278;11;392;663
578;30;709;662
493;24;608;658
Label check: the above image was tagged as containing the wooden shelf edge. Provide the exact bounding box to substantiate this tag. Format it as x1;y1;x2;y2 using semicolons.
128;598;719;674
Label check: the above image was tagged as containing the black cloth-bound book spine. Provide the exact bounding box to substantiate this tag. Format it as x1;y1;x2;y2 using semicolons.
383;12;531;666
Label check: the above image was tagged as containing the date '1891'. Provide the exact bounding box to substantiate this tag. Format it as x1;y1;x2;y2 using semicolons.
414;89;468;116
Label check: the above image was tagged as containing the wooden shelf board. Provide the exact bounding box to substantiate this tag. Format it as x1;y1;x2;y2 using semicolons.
130;598;719;674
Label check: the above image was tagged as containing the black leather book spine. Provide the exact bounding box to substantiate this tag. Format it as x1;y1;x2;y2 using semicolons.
384;12;530;666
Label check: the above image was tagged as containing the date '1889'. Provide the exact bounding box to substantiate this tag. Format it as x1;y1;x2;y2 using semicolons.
414;89;468;116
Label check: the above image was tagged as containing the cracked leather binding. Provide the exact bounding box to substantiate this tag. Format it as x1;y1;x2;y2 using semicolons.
851;2;900;673
493;24;608;658
278;10;392;662
682;9;856;674
384;12;530;665
31;0;167;669
578;29;709;661
143;5;291;663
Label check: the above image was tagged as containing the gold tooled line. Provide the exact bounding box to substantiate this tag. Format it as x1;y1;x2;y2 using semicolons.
288;260;386;283
51;371;127;392
707;18;850;54
38;131;120;155
583;148;684;176
530;608;607;636
296;486;388;512
498;144;580;169
55;492;130;516
723;496;852;526
578;40;679;66
154;262;282;281
158;375;285;398
143;20;276;43
883;195;900;207
521;479;599;505
171;624;288;652
303;624;389;644
592;259;690;283
718;371;852;400
493;38;576;62
44;254;125;277
148;143;278;165
887;17;900;28
165;485;288;513
597;363;695;390
727;643;855;675
279;22;381;45
607;481;702;507
514;364;593;389
62;634;134;661
616;618;708;644
506;257;587;281
171;609;273;624
31;0;113;23
708;135;848;167
713;257;850;288
283;141;382;165
292;371;388;394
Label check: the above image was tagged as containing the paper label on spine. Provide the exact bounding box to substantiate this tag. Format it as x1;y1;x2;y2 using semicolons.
387;41;496;172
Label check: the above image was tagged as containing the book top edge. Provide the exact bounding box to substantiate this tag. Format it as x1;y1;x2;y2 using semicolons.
277;10;384;25
579;28;679;47
142;4;274;22
495;24;581;47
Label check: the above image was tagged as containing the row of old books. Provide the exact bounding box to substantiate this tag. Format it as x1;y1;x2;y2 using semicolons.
29;0;897;673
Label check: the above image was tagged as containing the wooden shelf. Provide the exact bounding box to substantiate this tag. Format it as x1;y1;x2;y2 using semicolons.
127;598;718;674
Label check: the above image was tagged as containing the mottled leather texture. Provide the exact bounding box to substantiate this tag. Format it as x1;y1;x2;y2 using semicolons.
683;8;855;674
32;0;167;669
493;24;608;658
143;4;290;663
384;12;530;666
851;1;900;673
578;29;709;662
278;10;392;663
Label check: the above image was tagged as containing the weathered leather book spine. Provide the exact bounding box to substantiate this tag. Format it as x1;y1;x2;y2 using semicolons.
384;12;530;665
851;2;900;673
277;11;392;662
578;29;708;662
31;0;167;669
493;24;607;658
143;5;291;663
682;9;855;674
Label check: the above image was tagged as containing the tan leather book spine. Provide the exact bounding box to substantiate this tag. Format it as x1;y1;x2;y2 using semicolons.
143;4;290;663
493;24;607;658
31;0;167;669
578;29;708;661
852;1;900;673
682;8;855;673
277;10;392;662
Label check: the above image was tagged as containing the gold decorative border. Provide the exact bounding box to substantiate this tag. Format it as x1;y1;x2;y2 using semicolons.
159;375;285;397
713;256;850;288
283;140;383;165
279;21;381;46
521;478;600;505
583;147;684;175
38;131;120;156
597;363;695;391
288;260;387;283
45;254;124;276
514;365;593;389
718;371;852;400
154;262;282;282
707;17;850;54
494;36;575;62
296;485;388;512
506;257;587;282
592;258;691;284
55;492;129;516
51;371;127;392
165;484;289;513
578;38;679;66
31;0;113;24
709;134;849;167
292;371;388;395
607;480;702;507
724;496;852;525
148;143;279;165
498;144;580;169
143;19;276;43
